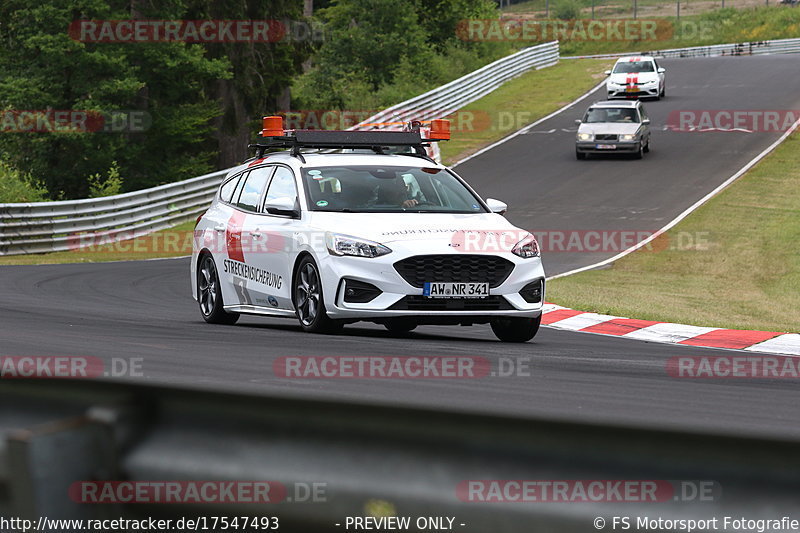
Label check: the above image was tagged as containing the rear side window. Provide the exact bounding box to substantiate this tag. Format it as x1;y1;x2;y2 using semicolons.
219;174;241;203
236;167;273;211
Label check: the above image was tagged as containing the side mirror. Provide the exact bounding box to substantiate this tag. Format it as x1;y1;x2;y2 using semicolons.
642;118;651;125
604;70;611;76
575;119;582;125
485;198;507;215
265;196;300;218
657;67;665;73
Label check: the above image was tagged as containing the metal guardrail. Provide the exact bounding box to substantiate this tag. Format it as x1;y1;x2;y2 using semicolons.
2;380;800;530
354;41;559;127
0;169;228;255
0;42;559;256
563;37;800;59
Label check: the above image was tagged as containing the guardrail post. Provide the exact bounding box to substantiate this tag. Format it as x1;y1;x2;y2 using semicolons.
6;416;118;520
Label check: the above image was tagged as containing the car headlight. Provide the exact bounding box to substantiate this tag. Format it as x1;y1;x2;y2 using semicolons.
620;134;637;141
326;232;392;258
577;133;593;141
511;234;540;259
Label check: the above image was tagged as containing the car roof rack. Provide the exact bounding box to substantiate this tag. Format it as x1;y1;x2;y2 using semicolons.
247;117;450;164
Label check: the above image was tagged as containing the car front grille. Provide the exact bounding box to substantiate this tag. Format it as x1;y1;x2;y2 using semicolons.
594;134;619;141
389;296;513;311
393;255;515;288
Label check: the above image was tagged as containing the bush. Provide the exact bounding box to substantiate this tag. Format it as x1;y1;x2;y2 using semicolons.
554;0;583;20
88;161;124;198
0;162;49;203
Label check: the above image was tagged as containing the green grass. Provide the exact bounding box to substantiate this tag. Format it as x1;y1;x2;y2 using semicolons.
0;221;196;266
439;58;614;164
495;5;800;56
558;6;800;56
547;132;800;333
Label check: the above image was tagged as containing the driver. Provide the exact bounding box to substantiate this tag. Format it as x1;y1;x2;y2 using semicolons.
375;180;421;208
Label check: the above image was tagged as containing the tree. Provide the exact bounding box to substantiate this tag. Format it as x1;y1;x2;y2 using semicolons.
292;0;507;111
185;0;314;168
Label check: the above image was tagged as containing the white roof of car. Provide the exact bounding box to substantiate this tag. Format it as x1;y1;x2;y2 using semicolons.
590;100;641;108
614;56;656;62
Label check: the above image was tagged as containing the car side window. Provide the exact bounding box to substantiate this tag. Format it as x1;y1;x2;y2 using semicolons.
219;174;241;204
236;167;273;212
639;106;648;122
263;166;298;209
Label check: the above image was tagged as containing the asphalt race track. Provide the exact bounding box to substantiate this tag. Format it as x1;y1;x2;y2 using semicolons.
3;55;800;438
457;55;800;275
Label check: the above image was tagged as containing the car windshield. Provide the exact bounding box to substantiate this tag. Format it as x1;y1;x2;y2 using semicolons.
302;165;487;213
613;61;655;73
583;107;640;123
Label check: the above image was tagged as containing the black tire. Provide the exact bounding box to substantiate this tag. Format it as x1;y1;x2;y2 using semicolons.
293;256;343;334
384;318;417;335
576;150;587;160
643;139;650;153
491;314;541;343
633;142;644;159
660;85;665;98
197;254;240;325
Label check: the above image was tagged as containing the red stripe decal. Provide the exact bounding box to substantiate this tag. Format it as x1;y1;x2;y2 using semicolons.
541;309;584;325
226;211;246;262
248;157;268;168
581;318;661;336
678;329;784;350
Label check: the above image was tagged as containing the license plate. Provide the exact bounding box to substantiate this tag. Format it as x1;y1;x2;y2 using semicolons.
596;144;616;149
423;282;489;298
626;86;637;92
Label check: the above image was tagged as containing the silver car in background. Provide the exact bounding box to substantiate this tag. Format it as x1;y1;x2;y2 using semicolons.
575;100;651;160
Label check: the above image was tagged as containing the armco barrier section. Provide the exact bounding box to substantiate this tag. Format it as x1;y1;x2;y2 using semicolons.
563;37;800;59
1;380;800;531
0;42;559;256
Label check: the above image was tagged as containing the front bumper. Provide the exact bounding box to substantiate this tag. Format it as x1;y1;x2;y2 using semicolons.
576;140;640;154
607;85;659;99
317;247;545;322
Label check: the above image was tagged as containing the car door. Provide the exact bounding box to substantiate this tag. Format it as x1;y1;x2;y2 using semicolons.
225;166;274;307
201;170;248;308
240;164;301;311
638;105;651;145
653;58;666;90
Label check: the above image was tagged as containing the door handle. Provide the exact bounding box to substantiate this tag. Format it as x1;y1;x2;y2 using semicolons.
214;224;226;232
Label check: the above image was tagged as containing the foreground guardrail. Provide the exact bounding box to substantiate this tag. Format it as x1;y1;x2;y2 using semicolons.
1;379;800;531
563;36;800;59
0;42;559;256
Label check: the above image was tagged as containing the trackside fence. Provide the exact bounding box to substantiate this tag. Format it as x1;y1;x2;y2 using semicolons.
562;36;800;59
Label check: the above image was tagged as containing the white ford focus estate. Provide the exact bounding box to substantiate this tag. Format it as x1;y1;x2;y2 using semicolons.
191;118;546;342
